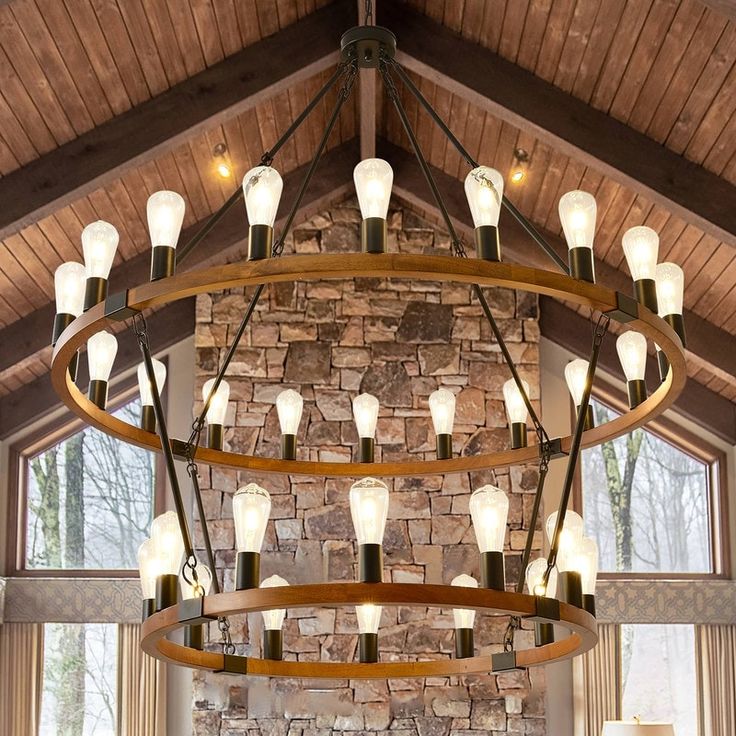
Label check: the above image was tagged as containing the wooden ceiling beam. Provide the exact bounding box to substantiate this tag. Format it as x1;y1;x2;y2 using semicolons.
0;0;355;242
358;0;377;159
381;3;736;249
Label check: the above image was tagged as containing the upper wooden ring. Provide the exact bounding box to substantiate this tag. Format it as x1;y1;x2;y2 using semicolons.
50;253;687;477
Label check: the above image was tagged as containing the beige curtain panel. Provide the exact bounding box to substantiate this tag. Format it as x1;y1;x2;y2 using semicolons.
0;623;44;736
696;624;736;736
574;623;621;736
117;623;167;736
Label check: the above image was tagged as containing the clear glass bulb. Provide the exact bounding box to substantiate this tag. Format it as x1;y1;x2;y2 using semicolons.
353;393;379;438
616;331;648;382
137;359;166;407
233;483;271;553
86;331;118;382
54;262;86;316
655;262;684;316
261;574;289;630
464;166;504;227
353;159;393;219
574;537;599;595
558;190;596;250
525;557;558;597
202;378;230;425
180;564;213;599
150;511;185;576
276;389;303;435
82;220;119;278
147;190;186;249
349;477;389;545
428;388;456;435
137;538;162;599
502;378;530;424
451;573;478;629
545;511;584;573
469;485;509;553
356;603;382;634
564;359;589;407
622;226;659;281
243;166;283;227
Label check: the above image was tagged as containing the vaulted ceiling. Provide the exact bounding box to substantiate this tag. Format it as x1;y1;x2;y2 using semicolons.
1;0;735;441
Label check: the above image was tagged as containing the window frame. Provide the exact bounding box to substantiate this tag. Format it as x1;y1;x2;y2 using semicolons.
571;380;730;581
6;374;167;577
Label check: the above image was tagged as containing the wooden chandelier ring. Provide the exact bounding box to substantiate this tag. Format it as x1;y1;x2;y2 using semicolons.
51;253;687;477
140;582;597;678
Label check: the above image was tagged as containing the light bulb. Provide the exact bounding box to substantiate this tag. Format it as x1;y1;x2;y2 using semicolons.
276;389;303;435
564;359;589;407
356;603;382;634
54;262;86;316
622;226;659;281
353;393;379;438
86;331;118;382
354;159;393;219
350;477;389;546
574;537;599;596
545;511;584;573
150;511;185;576
82;220;119;279
558;191;596;250
147;191;185;249
180;565;213;599
655;262;684;317
469;485;509;553
525;557;558;598
233;483;271;553
451;574;478;629
464;166;504;227
137;538;162;599
616;332;647;382
429;389;456;435
260;574;289;630
202;378;230;425
137;359;166;407
243;166;283;227
502;378;530;424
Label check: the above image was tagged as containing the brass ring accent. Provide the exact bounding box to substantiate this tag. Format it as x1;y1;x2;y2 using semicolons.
51;254;686;477
141;582;597;677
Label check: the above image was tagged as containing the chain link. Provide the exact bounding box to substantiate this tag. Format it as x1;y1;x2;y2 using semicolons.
219;616;235;655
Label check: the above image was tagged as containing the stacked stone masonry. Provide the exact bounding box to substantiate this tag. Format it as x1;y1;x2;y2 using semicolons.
193;198;545;735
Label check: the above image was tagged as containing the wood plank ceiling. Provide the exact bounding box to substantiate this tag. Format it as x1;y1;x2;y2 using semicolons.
0;0;734;413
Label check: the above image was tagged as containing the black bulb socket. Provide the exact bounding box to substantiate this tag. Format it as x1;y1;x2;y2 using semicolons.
510;422;527;449
263;629;283;661
155;573;179;612
140;405;156;433
480;550;505;591
454;627;474;659
208;423;224;451
576;404;595;431
663;313;686;348
88;379;108;410
626;379;647;410
634;278;658;314
583;594;596;617
83;277;108;312
568;247;595;283
142;598;156;621
657;349;669;383
185;624;204;650
150;245;176;281
436;433;452;460
248;224;273;261
534;623;555;647
361;217;387;254
358;543;383;583
359;632;378;663
475;225;501;262
359;437;375;463
52;312;75;346
558;570;583;609
281;433;297;461
236;551;260;591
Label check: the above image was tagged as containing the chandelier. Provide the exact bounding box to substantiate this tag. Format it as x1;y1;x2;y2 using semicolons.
49;19;686;680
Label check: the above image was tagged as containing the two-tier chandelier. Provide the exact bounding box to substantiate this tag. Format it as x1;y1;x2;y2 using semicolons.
49;18;687;680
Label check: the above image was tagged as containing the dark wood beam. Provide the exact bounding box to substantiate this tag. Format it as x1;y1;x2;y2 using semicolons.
0;0;355;241
381;3;736;249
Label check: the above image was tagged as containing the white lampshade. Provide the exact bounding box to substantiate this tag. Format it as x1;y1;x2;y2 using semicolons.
428;388;456;435
137;538;162;599
353;393;379;438
243;166;283;227
503;378;530;424
137;359;166;407
602;722;674;736
564;359;589;407
616;332;648;382
354;159;393;220
356;603;382;634
545;510;584;573
202;378;230;425
622;226;659;281
655;263;684;316
54;262;86;316
451;573;478;629
147;191;186;249
82;220;119;279
180;565;213;599
150;511;185;576
558;190;596;250
525;557;558;597
469;485;509;553
464;166;504;228
276;389;303;435
349;477;389;546
232;484;271;553
260;574;289;630
87;331;118;382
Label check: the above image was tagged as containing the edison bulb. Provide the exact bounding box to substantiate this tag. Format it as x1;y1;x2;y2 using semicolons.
525;557;558;598
87;331;118;382
545;510;584;572
469;485;509;553
233;484;271;553
243;166;283;227
82;221;119;279
558;191;596;250
147;191;185;249
137;538;162;599
150;511;185;576
202;378;230;425
655;262;684;317
564;359;589;407
54;262;86;316
428;388;456;435
353;393;379;438
622;226;659;281
616;331;648;382
276;389;303;435
354;159;393;220
464;166;504;227
180;565;213;599
356;603;382;634
137;359;166;407
349;477;389;546
574;537;599;596
261;574;289;630
451;573;478;629
502;378;530;424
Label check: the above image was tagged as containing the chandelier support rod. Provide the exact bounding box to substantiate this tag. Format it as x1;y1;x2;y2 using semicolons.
187;460;221;595
386;59;569;275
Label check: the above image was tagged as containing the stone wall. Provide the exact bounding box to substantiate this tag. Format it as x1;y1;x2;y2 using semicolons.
192;198;545;735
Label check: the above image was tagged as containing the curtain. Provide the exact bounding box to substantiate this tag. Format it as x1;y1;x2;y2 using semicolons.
696;624;736;736
574;623;621;736
117;623;167;736
0;623;44;736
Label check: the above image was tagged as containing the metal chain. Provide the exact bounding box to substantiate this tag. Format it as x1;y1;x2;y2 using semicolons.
218;616;235;655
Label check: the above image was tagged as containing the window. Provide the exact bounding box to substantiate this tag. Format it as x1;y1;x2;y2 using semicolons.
22;398;157;571
40;623;117;736
580;398;719;575
620;624;697;734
